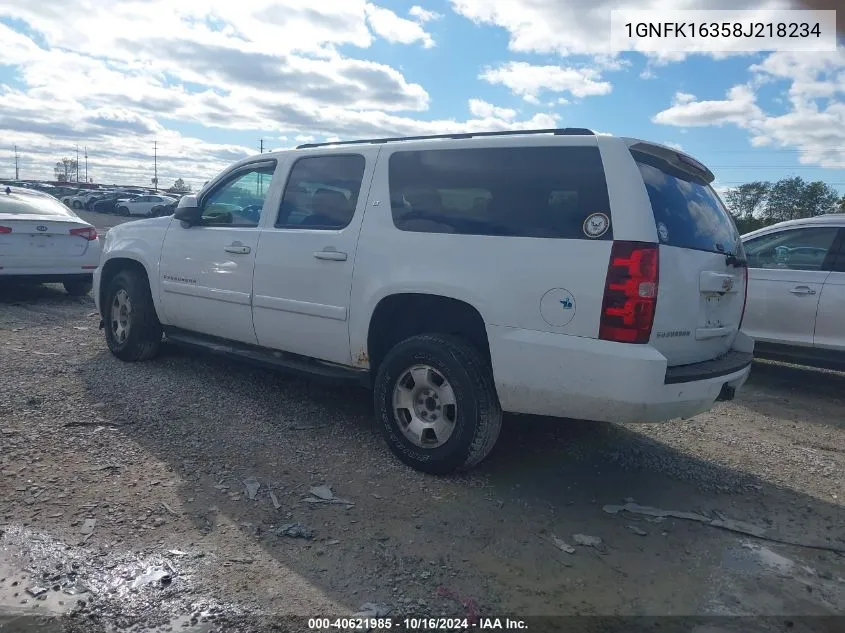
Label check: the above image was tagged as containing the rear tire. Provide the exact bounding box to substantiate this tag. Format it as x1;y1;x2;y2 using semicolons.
118;206;129;217
103;269;161;361
373;334;502;475
72;200;82;209
63;279;92;296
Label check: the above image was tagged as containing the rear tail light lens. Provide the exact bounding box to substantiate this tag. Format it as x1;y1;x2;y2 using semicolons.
70;227;97;241
0;226;11;234
599;241;659;344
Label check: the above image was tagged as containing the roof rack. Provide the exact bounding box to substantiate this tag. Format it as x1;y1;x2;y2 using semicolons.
296;127;595;149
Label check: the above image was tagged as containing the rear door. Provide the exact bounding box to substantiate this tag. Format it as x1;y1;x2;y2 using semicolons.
628;144;747;366
809;227;845;350
741;225;839;347
251;150;376;365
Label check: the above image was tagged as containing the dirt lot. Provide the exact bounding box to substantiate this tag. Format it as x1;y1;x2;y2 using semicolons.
1;233;844;631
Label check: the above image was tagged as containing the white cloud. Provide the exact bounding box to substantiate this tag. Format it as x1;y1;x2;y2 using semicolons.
480;62;612;101
449;0;794;58
409;6;443;22
0;1;563;186
653;85;763;127
365;3;435;48
468;99;517;120
654;48;845;169
674;92;697;105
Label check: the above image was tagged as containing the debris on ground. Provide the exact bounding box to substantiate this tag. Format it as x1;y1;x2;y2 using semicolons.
244;477;260;500
309;485;334;500
80;519;96;534
130;566;172;590
275;523;314;539
304;485;354;505
603;502;845;553
353;602;392;618
269;490;281;510
26;585;48;598
435;586;481;624
548;534;575;554
573;534;603;548
161;502;179;516
626;525;648;536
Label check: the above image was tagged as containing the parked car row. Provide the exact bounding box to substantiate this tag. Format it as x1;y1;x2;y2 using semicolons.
56;188;180;217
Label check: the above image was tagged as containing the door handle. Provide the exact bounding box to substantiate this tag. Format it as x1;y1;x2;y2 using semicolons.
789;285;816;296
313;250;347;261
224;244;251;254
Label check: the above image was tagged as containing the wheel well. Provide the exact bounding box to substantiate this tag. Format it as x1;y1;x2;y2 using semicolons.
367;294;491;373
98;258;150;317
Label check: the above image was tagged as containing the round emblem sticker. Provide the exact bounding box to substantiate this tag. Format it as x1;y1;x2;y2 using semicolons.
657;222;669;242
583;212;610;238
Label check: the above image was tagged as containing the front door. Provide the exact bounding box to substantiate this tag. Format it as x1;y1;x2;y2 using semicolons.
742;225;839;346
251;151;377;364
158;160;278;344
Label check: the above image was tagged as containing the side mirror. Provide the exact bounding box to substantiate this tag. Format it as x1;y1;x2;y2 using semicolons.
174;205;201;226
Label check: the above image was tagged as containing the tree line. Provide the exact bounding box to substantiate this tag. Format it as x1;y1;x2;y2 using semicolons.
724;177;844;234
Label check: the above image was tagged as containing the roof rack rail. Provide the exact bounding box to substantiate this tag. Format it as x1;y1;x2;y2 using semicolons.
296;127;595;149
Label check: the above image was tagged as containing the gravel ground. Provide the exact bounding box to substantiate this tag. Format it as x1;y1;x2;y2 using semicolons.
1;257;844;631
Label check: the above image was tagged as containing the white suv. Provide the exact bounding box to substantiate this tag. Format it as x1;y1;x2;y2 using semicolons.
94;128;754;474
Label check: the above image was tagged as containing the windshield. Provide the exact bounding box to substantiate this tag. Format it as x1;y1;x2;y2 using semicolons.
632;149;743;257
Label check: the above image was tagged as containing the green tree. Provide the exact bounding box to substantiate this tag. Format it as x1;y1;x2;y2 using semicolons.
171;178;192;193
764;177;807;222
724;181;771;220
836;196;845;213
798;181;840;217
54;158;78;182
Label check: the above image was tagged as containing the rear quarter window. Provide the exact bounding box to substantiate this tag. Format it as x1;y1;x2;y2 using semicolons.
388;146;612;240
632;149;742;256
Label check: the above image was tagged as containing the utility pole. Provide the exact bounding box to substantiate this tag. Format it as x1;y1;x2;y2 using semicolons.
84;146;88;184
14;145;19;180
75;144;79;182
153;140;158;192
260;138;264;154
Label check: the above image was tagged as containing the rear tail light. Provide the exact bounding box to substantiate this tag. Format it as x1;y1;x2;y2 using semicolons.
0;226;11;234
599;241;659;344
70;227;97;241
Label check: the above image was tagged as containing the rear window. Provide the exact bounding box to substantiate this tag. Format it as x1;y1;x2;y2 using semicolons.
388;146;612;239
0;194;73;216
632;149;741;256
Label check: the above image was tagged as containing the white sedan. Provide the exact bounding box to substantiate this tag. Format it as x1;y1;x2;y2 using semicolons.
741;213;845;367
115;194;176;217
0;186;101;295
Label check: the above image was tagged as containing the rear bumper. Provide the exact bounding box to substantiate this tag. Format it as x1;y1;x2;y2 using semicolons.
488;326;753;423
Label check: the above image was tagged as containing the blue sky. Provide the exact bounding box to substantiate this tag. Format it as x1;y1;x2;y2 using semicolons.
0;0;843;196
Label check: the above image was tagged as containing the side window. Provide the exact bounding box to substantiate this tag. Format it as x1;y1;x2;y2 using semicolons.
277;155;366;230
388;146;612;239
744;227;839;271
201;163;276;227
135;196;148;203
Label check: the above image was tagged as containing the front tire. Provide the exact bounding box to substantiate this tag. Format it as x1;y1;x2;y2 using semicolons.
373;334;502;475
103;269;161;361
63;279;92;296
72;200;82;209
